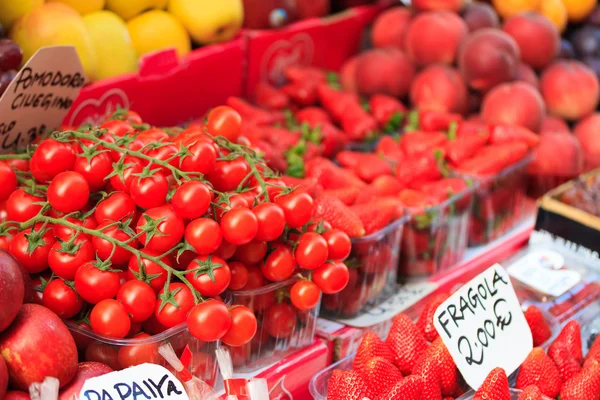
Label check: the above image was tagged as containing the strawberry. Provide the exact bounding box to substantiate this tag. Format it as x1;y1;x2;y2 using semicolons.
401;131;448;157
354;155;393;182
375;375;424;400
336;151;364;169
417;292;450;342
319;123;348;158
284;65;326;84
341;105;379;141
279;176;321;197
516;347;562;398
353;332;396;372
376;136;404;163
412;337;458;396
456;120;491;138
489;124;540;149
317;84;359;122
457;142;529;176
318;187;360;206
314;196;365;238
398;189;438;215
358;356;404;396
369;94;406;131
419;110;463;132
327;369;375;400
420;178;468;203
254;82;290;110
524;305;552;347
548;320;583;382
560;360;600;400
305;157;365;189
226;96;283;126
395;152;443;187
474;367;511;400
385;313;428;375
445;134;488;165
281;79;319;107
295;107;332;126
584;335;600;369
350;199;398;235
517;385;545;400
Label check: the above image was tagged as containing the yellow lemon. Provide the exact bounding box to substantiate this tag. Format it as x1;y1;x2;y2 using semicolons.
126;10;190;58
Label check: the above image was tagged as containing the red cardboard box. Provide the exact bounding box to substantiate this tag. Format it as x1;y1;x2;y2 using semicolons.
63;39;245;128
243;5;380;98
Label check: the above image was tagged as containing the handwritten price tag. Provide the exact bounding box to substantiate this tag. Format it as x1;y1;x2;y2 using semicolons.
0;46;85;153
434;264;533;390
79;363;189;400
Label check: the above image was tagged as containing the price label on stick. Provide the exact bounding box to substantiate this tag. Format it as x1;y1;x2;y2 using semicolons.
0;46;85;153
79;363;190;400
433;264;533;390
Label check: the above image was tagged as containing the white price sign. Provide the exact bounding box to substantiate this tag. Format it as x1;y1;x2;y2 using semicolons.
79;364;189;400
0;46;85;152
434;265;533;390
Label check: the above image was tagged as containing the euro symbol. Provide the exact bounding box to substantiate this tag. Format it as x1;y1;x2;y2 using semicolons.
493;298;512;331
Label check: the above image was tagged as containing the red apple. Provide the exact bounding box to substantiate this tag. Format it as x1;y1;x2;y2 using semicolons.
541;61;600;121
0;304;78;390
0;251;24;332
575;113;600;170
371;7;412;50
462;2;499;32
528;132;584;176
481;81;546;132
410;65;468;114
405;11;468;66
355;48;415;98
503;12;560;70
58;362;114;400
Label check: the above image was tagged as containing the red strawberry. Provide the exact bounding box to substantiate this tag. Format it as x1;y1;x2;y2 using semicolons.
376;136;404;163
517;385;545;400
254;82;290;110
524;305;552;347
358;356;404;396
317;84;358;122
305;157;365;189
314;196;365;238
375;375;424;400
350;199;398;235
354;155;393;183
474;367;511;400
584;335;600;369
420;177;468;203
419;110;463;132
489;124;540;149
398;189;438;215
550;320;583;364
327;369;375;400
560;360;600;400
281;79;319;107
395;152;443;187
417;292;450;342
279;176;322;197
318;187;360;206
336;151;363;169
401;131;448;157
369;94;407;131
319;123;348;158
412;337;458;396
516;348;562;398
385;313;428;375
445;133;488;165
457;142;529;176
549;320;583;382
353;332;396;372
295;107;332;126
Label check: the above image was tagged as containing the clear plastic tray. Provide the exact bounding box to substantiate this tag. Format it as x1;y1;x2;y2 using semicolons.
568;299;600;355
228;276;320;372
399;180;476;277
309;353;354;400
465;155;532;246
320;216;408;318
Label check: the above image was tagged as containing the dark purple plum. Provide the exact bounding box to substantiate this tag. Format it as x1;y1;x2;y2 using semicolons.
0;40;22;72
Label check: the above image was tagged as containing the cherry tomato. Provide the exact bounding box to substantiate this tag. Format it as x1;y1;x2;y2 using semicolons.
42;279;83;319
31;139;75;180
90;299;131;339
93;221;139;265
117;280;156;323
100;119;134;137
275;191;314;228
295;232;329;270
74;262;121;304
221;306;257;347
186;255;231;297
187;300;232;342
228;262;248;290
322;229;352;261
73;152;113;192
136;205;184;253
234;240;267;265
207;157;249;192
54;216;97;241
48;237;94;280
243;265;264;290
261;244;296;282
0;231;13;251
221;208;258;246
214;240;237;261
109;157;144;192
265;303;297;338
95;192;136;224
206;106;242;142
127;248;170;292
10;224;55;273
6;189;43;222
290;280;321;310
171;180;212;220
184;218;222;255
47;171;90;213
155;282;195;328
215;195;249;221
6;158;29;172
0;161;16;201
252;203;285;242
178;140;217;175
130;172;168;209
312;262;350;294
144;143;178;176
307;220;332;232
117;333;160;367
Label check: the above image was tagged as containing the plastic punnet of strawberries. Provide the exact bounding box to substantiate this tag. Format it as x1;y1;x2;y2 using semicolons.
0;106;352;352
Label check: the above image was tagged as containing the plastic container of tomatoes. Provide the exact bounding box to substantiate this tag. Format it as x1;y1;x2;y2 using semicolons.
503;243;600;323
319;215;408;318
399;180;476;278
463;154;532;246
309;353;354;400
66;321;220;386
225;276;321;372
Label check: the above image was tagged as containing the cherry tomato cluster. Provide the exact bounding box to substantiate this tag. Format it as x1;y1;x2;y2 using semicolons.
0;106;352;351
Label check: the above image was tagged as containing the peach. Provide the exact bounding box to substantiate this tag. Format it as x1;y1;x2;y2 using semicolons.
528;131;584;176
404;11;468;66
517;62;540;88
410;65;468;114
371;7;412;51
503;12;560;70
540;60;600;121
462;2;500;32
458;28;521;92
481;81;546;132
412;0;465;12
340;55;359;93
574;113;600;170
355;48;415;98
540;116;570;135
